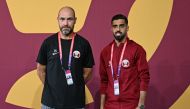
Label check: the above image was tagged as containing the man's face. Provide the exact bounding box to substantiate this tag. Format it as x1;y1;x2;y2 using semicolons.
112;19;128;42
57;9;76;36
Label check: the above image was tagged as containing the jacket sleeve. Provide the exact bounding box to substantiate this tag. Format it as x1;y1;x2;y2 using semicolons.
136;46;150;91
99;51;108;94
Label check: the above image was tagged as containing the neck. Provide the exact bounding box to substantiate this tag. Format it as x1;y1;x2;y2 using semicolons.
115;37;127;46
60;32;73;40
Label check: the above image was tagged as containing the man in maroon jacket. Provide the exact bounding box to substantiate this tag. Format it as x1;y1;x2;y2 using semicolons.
99;14;150;109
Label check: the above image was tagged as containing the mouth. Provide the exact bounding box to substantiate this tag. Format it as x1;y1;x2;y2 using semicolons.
63;26;69;29
62;27;70;30
62;25;70;28
115;32;122;36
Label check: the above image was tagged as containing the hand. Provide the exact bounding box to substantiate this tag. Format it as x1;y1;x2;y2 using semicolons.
100;106;104;109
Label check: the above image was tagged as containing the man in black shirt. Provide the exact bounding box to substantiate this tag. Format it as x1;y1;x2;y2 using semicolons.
36;6;95;109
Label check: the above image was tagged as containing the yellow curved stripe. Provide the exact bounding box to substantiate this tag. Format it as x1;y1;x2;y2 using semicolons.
128;0;173;60
5;70;93;108
169;85;190;109
6;0;92;33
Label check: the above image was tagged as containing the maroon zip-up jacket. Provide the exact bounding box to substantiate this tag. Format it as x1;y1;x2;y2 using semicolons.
99;38;150;109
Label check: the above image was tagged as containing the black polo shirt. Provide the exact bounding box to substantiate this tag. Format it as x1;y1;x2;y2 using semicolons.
36;33;95;108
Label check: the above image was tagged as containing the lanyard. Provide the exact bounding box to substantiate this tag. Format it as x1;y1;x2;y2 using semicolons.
110;41;127;80
58;32;75;70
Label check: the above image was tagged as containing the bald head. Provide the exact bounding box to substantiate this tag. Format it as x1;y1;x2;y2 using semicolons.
58;6;75;18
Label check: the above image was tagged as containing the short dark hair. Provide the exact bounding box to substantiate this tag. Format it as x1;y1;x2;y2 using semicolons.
111;14;128;25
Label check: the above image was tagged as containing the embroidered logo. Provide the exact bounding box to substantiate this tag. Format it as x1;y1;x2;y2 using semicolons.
73;50;80;58
52;49;59;55
122;59;130;68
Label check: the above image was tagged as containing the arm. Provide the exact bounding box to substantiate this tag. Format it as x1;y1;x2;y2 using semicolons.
136;47;150;109
36;39;47;84
83;68;93;82
100;94;106;109
37;63;46;84
99;52;108;109
136;91;147;109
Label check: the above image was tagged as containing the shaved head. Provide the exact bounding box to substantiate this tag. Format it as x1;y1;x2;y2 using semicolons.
58;6;75;18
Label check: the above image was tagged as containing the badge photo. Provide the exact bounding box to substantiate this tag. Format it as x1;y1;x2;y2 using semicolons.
122;59;130;68
73;50;80;58
114;80;120;95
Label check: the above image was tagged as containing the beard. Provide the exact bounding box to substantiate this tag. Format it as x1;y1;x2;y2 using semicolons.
60;26;73;36
113;31;125;42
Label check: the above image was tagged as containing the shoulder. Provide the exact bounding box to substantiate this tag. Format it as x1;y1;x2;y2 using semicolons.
44;33;58;43
100;41;113;56
129;40;146;53
75;34;93;49
41;33;58;47
75;34;90;44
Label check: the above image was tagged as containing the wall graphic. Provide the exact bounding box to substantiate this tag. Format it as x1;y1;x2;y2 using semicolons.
0;0;189;109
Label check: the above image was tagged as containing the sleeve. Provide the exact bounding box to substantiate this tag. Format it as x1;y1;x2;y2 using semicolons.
136;46;150;91
36;40;47;65
82;41;95;68
99;51;108;94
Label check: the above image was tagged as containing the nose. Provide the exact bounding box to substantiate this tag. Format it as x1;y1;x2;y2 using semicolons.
116;26;121;31
63;20;68;26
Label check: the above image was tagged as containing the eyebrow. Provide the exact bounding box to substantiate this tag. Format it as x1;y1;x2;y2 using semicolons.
112;24;125;27
59;17;75;20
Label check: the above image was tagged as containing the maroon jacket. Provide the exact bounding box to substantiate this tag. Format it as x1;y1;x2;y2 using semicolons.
99;38;150;109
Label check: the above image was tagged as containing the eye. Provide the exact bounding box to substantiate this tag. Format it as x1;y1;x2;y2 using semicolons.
112;25;118;28
119;24;126;28
59;17;65;21
67;17;75;21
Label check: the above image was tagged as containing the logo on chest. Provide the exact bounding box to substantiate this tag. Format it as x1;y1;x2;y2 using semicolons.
122;59;130;68
108;59;130;68
73;50;80;58
52;49;59;55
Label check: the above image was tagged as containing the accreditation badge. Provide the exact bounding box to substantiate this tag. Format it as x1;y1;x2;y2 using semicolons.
114;80;120;95
65;70;74;85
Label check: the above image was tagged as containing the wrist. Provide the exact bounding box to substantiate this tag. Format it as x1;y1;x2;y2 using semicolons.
138;104;145;109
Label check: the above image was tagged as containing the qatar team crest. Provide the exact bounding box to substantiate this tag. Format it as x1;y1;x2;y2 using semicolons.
73;50;80;58
122;59;130;68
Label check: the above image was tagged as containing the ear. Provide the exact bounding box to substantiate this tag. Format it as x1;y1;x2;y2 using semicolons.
127;25;129;31
74;17;77;24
